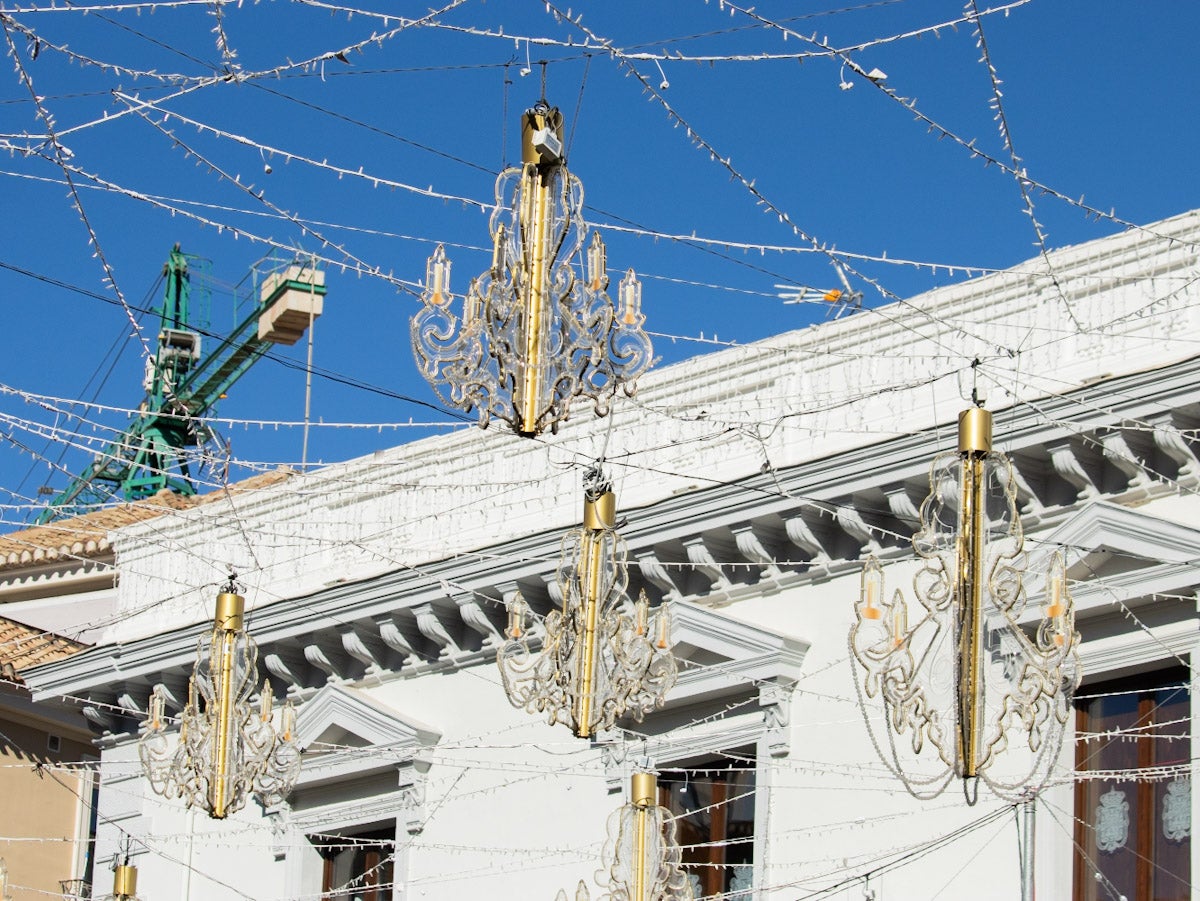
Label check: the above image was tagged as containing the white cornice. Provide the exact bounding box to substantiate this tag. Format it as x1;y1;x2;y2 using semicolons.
94;210;1200;643
24;352;1200;708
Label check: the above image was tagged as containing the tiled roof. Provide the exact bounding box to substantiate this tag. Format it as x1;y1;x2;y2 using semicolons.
0;616;85;682
0;469;295;571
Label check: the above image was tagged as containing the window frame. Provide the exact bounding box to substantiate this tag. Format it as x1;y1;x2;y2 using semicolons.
1072;668;1191;901
657;750;757;899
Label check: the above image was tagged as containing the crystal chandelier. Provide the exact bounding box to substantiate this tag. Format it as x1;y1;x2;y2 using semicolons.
557;771;694;901
498;471;677;738
139;579;302;819
850;407;1081;802
411;100;653;437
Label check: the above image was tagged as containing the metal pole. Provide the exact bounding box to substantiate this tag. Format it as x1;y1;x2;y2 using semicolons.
301;259;316;469
1021;793;1036;901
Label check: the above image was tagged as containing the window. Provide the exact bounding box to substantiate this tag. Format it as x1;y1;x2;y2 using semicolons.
1074;669;1190;901
658;754;756;899
316;826;395;901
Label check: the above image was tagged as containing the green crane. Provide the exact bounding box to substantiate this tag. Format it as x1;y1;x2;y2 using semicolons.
36;245;325;524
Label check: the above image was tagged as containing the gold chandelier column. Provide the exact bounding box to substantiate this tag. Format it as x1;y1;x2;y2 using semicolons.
575;487;616;737
210;589;244;819
111;862;138;901
630;771;657;901
956;406;990;781
517;105;560;435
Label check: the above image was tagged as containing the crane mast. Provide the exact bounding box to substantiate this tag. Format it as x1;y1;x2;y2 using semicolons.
36;246;325;523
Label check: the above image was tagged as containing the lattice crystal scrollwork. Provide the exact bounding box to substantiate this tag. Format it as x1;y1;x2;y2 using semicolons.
555;773;694;901
411;100;651;438
850;408;1081;802
139;584;301;819
499;477;677;739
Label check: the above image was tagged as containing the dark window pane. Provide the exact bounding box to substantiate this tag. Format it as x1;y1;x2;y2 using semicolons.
659;756;755;897
317;826;396;901
1074;672;1190;901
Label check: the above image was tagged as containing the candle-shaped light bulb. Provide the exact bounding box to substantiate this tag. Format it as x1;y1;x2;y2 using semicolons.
425;245;450;306
860;558;883;620
635;590;649;636
618;270;642;326
463;279;483;326
148;686;164;730
491;223;507;276
260;680;274;723
891;590;908;647
587;232;608;292
506;593;528;640
280;701;296;743
1045;552;1070;646
655;605;671;650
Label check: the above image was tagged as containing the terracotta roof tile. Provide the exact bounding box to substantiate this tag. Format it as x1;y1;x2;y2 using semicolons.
0;616;86;681
0;469;294;571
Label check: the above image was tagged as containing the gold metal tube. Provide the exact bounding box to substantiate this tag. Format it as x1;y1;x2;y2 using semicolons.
631;771;656;806
955;409;991;779
209;591;244;819
214;592;244;631
113;864;138;898
574;531;603;737
583;491;617;530
629;773;657;901
518;171;550;436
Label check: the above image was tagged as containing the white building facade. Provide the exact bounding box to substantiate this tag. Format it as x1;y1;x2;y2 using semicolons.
21;210;1200;900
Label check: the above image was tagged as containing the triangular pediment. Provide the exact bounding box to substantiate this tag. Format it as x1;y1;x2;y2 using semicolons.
295;684;440;751
1029;501;1200;613
1033;501;1200;568
668;601;809;704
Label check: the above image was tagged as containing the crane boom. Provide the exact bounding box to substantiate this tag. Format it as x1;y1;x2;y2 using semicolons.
36;247;325;523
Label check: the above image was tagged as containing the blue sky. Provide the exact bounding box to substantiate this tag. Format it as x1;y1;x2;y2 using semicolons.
1;0;1197;522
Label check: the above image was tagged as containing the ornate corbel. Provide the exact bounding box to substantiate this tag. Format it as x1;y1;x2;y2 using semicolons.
759;683;792;758
731;525;782;581
413;603;461;659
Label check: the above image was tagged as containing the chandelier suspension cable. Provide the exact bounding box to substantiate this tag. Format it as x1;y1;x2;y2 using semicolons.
107;836;139;901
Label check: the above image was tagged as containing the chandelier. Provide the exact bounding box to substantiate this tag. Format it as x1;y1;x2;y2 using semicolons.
557;771;694;901
499;471;677;738
850;407;1081;802
411;100;653;437
139;579;302;819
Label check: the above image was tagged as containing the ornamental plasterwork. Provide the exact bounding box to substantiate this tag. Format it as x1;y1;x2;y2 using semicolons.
1095;787;1130;853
